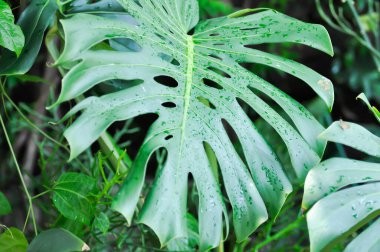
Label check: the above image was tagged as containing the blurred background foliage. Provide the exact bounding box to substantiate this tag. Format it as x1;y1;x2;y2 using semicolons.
0;0;379;251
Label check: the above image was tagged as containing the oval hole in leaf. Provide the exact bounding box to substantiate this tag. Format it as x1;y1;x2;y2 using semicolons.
207;67;231;79
202;78;223;90
197;97;216;109
133;0;143;8
208;54;223;61
154;75;178;87
161;102;177;108
165;135;173;140
240;27;259;31
209;33;220;37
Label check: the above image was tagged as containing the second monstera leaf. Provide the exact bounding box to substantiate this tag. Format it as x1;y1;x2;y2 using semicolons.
52;0;333;250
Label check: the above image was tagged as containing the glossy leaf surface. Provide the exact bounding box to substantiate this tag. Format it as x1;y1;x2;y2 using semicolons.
52;1;333;249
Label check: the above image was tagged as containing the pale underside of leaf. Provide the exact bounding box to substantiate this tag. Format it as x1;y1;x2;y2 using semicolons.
52;0;333;249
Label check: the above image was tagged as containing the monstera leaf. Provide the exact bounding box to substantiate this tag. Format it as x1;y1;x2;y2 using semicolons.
51;0;333;249
303;121;380;252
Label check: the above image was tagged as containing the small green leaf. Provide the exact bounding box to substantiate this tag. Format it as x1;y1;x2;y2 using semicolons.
53;172;97;225
0;227;28;252
93;212;110;234
0;192;12;216
357;93;380;123
0;0;24;56
27;228;89;252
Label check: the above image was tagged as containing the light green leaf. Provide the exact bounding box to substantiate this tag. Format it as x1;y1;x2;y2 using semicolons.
0;0;24;56
0;191;12;215
167;214;199;251
27;228;89;252
0;227;28;252
319;120;380;157
307;182;380;252
93;212;110;234
304;121;380;251
0;0;58;75
52;1;333;249
53;172;97;225
345;219;380;252
357;93;380;124
302;158;380;210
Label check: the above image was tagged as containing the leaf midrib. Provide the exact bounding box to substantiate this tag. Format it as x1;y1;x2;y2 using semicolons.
177;35;194;168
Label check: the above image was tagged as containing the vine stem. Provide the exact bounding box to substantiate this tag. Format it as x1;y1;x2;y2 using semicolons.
251;216;304;252
1;85;70;153
0;113;38;236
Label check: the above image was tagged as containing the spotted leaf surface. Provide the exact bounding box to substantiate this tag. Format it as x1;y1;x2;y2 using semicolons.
52;1;333;249
303;121;380;252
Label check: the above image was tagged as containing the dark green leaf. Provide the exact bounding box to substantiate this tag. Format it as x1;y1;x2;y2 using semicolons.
0;0;58;75
27;228;89;252
0;192;12;216
53;172;97;225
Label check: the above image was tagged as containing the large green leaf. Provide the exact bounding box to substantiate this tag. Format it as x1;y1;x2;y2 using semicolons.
0;0;24;56
52;1;333;249
27;228;89;252
52;172;97;225
0;0;58;75
303;121;380;252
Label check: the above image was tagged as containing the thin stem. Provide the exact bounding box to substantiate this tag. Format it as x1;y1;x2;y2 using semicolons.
347;0;380;70
0;113;38;236
251;216;304;252
31;190;52;200
1;85;70;153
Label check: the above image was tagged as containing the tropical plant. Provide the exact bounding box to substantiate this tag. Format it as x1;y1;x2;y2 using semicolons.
303;98;380;251
47;0;334;249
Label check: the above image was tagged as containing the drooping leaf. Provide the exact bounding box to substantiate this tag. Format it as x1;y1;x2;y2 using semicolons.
357;93;380;123
52;1;333;249
27;228;89;252
0;0;58;75
303;121;380;252
52;172;97;225
319;120;380;157
0;191;12;215
0;227;28;252
0;0;24;56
